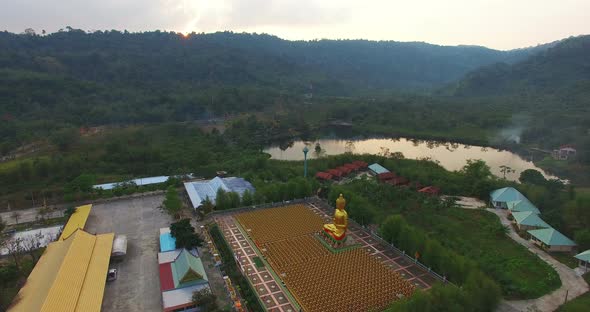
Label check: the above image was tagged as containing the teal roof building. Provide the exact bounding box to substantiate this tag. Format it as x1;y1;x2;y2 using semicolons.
490;187;526;208
575;249;590;263
512;211;550;230
528;228;576;252
506;199;541;214
368;163;390;175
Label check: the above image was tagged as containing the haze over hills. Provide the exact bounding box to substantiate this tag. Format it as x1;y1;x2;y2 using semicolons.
449;35;590;97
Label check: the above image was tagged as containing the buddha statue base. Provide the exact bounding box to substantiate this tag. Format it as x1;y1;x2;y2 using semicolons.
316;232;358;252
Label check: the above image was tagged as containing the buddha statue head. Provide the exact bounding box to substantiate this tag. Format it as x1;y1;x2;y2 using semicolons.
336;193;346;210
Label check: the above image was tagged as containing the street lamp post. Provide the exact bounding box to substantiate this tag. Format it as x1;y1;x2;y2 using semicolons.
303;146;309;178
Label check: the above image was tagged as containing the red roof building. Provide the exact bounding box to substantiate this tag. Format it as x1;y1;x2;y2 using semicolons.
337;166;352;175
315;172;333;180
377;172;396;182
327;169;343;178
418;186;441;196
344;163;360;171
159;263;175;291
353;161;368;169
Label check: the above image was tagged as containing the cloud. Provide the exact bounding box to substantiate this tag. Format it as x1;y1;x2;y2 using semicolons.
0;0;588;49
177;0;351;33
0;0;350;34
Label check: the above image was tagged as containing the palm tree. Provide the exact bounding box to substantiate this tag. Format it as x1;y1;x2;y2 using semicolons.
499;165;515;179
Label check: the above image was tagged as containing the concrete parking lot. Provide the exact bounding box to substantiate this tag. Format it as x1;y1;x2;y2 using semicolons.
84;194;171;312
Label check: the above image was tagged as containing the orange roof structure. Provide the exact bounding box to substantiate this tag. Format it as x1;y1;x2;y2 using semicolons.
59;204;92;240
10;229;114;312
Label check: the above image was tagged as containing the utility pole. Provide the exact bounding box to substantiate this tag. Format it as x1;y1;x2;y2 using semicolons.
303;146;309;178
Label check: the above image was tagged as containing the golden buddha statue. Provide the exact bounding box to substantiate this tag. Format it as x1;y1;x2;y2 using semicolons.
323;194;348;241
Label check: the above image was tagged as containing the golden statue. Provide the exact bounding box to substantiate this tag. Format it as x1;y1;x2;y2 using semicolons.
323;194;348;240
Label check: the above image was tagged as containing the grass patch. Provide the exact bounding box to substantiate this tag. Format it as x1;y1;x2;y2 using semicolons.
576;187;590;195
558;290;590;312
252;256;264;269
550;252;579;269
333;180;562;299
403;207;561;299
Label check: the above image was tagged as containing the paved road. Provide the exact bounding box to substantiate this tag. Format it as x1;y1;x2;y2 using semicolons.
0;207;64;225
0;191;165;226
486;208;589;312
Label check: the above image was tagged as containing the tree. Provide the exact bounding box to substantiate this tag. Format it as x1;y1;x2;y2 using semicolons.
22;232;44;262
6;237;24;271
65;174;96;193
50;127;79;151
0;216;6;252
163;186;182;219
37;206;51;222
227;192;241;209
519;169;546;185
170;219;203;249
11;211;21;225
192;288;218;311
241;190;253;206
18;162;32;181
461;159;492;181
201;197;214;214
499;165;515;179
574;229;590;251
64;206;77;219
215;188;229;210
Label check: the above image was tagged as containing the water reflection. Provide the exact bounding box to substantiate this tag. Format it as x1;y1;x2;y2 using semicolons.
264;138;560;181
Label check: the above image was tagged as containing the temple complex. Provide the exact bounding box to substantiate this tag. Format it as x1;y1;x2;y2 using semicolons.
211;196;443;311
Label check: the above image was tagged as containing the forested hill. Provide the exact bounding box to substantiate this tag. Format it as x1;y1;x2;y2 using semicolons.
0;29;536;95
449;35;590;97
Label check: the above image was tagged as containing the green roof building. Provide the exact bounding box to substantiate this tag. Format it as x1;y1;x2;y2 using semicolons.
528;228;576;252
512;211;550;230
490;187;526;208
171;249;208;288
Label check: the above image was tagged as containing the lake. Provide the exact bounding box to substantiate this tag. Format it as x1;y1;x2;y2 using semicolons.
264;138;560;181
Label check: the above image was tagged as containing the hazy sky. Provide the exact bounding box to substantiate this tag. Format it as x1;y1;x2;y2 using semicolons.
1;0;588;50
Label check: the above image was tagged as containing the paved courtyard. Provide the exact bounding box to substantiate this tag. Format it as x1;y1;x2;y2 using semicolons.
84;194;171;312
213;200;443;312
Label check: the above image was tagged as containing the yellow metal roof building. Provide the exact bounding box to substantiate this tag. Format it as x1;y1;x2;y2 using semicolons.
59;204;92;240
9;229;114;312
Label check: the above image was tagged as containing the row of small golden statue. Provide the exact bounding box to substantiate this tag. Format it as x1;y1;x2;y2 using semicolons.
322;193;348;246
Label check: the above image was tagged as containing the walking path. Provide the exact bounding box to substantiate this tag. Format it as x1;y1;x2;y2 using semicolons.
455;197;588;312
215;215;298;312
487;208;588;312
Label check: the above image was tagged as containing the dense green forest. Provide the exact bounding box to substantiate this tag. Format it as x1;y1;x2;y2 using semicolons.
449;35;590;97
1;29;589;190
1;30;588;158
